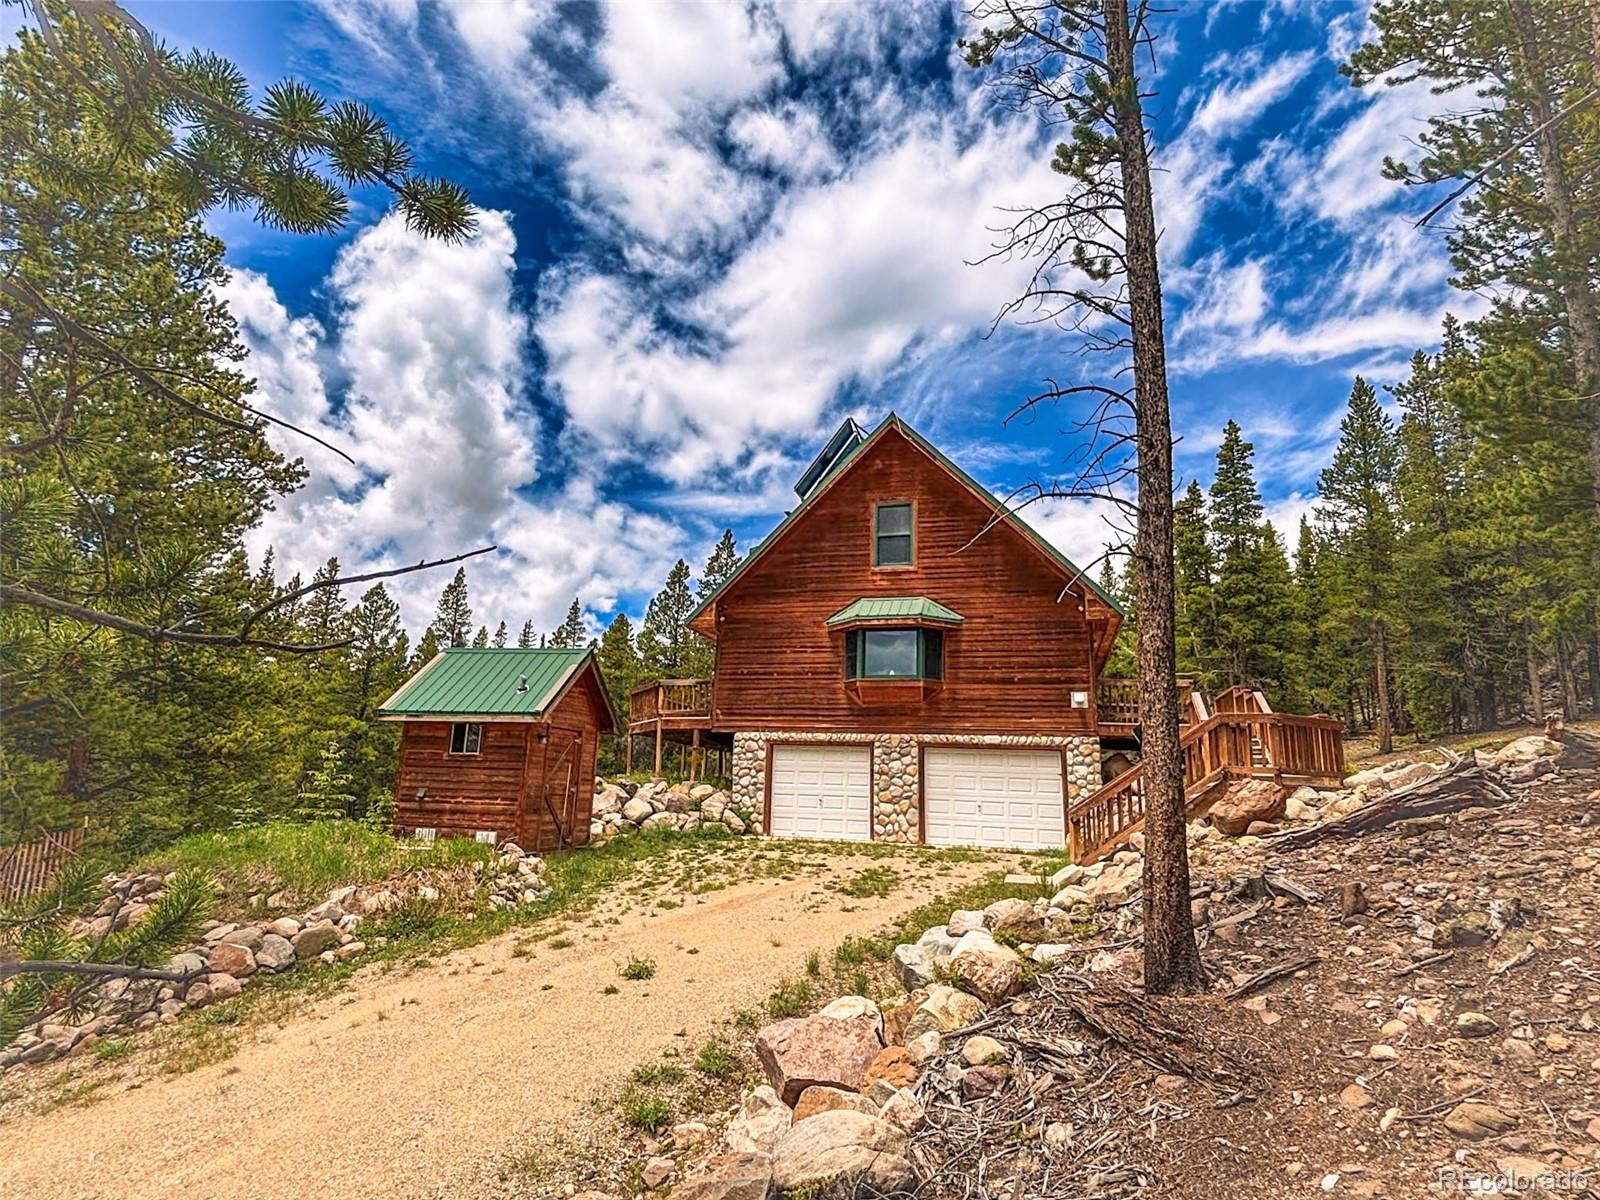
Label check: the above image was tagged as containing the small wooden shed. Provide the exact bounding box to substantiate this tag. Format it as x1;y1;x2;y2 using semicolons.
378;647;617;851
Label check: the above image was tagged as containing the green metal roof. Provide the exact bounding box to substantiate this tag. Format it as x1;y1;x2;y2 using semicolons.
687;413;1126;624
378;647;594;719
826;596;965;627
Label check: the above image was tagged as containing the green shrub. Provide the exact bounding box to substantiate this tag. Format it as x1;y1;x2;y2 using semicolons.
620;954;657;980
632;1061;686;1086
619;1086;672;1130
694;1040;737;1077
766;977;814;1018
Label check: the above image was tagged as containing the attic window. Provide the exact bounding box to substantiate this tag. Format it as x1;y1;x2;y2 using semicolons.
449;722;482;755
874;502;913;567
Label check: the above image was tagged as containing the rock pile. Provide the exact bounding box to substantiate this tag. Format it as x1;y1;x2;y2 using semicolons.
3;842;550;1073
479;841;552;909
590;778;760;842
657;895;1048;1200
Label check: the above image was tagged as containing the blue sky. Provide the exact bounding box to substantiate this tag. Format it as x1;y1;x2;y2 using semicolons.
24;1;1482;637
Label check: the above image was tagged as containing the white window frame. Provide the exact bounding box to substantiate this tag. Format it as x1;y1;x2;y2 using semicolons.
449;722;483;756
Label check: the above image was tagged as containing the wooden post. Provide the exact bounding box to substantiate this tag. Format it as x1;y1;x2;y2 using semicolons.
690;728;701;782
654;723;663;776
625;732;633;774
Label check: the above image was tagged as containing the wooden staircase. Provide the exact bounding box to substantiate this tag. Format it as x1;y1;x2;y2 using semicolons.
1067;687;1346;863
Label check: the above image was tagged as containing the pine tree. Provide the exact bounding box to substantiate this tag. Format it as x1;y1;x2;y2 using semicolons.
698;530;741;600
471;625;489;648
639;560;699;677
1318;378;1401;751
300;558;350;646
410;627;441;672
1172;481;1218;687
517;620;535;648
345;584;408;812
492;621;508;648
549;599;586;649
596;613;643;769
430;569;472;648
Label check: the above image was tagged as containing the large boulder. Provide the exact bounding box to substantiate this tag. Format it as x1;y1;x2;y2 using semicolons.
792;1086;880;1124
892;943;936;991
207;942;256;978
255;933;296;972
290;922;340;959
1490;736;1562;767
947;931;1025;1004
982;898;1034;932
1207;779;1287;836
593;785;627;817
770;1111;913;1198
669;1153;773;1200
622;797;655;824
946;910;986;936
754;1011;883;1106
725;1086;791;1155
902;984;985;1041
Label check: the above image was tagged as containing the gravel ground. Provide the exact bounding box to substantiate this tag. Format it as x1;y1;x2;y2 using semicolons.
0;846;1008;1200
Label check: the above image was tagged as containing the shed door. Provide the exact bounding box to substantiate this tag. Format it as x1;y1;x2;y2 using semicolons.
768;744;871;842
924;748;1065;850
533;727;583;851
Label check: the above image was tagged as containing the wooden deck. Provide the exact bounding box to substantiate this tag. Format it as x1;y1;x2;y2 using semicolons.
1067;686;1346;863
625;679;728;777
1095;677;1203;738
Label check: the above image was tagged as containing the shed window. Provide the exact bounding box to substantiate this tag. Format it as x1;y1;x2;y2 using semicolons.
449;722;482;755
874;502;913;566
845;628;943;680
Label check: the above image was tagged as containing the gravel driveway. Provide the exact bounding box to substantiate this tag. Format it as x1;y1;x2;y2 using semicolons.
0;845;1007;1200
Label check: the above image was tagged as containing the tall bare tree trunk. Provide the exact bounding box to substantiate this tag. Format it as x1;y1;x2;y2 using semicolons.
1510;0;1600;506
1525;618;1546;722
1373;619;1393;753
1104;0;1204;996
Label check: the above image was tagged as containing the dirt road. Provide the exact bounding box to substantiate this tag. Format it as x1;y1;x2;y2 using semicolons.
0;849;1002;1200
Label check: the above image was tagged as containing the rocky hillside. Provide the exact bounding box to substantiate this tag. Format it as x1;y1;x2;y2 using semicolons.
623;730;1598;1200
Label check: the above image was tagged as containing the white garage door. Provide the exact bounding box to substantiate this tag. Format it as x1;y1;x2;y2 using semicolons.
924;748;1065;850
769;744;872;841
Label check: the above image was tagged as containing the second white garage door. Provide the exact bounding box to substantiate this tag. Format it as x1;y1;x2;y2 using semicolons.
924;748;1066;850
768;744;872;841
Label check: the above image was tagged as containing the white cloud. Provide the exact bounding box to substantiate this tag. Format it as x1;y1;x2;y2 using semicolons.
234;210;684;636
538;118;1065;482
729;103;841;181
1188;51;1313;139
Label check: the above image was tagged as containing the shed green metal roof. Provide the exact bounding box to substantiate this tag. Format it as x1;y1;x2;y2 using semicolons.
378;647;593;719
826;596;965;627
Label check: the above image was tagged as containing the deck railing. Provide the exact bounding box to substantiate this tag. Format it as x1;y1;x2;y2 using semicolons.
1095;678;1199;728
628;678;713;726
1067;703;1345;863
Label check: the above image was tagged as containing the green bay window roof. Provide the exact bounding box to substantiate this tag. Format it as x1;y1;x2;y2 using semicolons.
826;596;965;628
378;647;593;719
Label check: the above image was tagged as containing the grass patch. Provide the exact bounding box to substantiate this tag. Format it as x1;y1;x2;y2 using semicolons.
832;935;877;966
766;977;815;1018
91;1037;136;1064
838;866;899;898
138;820;491;912
620;954;657;981
547;936;575;950
618;1085;672;1131
694;1039;737;1077
631;1060;686;1086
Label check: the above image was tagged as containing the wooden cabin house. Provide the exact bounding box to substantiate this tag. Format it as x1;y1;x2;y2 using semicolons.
630;414;1344;860
378;647;616;850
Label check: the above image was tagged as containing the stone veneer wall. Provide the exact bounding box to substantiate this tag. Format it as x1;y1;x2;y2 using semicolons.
731;731;1101;844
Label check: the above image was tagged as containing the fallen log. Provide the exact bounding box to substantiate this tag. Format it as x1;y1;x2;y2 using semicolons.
1269;757;1511;850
